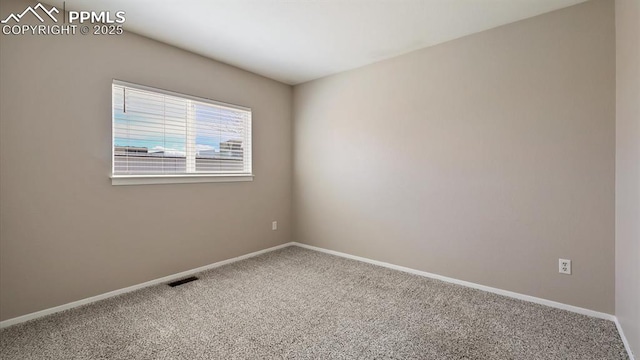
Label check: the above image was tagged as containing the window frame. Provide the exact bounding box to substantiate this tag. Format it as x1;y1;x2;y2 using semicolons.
110;80;254;186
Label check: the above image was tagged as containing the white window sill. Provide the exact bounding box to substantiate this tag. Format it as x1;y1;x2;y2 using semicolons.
111;174;254;186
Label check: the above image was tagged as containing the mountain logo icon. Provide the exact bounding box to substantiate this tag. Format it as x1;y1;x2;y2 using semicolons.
1;3;59;24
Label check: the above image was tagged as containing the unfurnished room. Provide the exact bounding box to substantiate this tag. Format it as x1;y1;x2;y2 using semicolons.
0;0;638;359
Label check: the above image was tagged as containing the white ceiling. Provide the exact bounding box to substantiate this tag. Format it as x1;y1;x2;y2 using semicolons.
50;0;588;85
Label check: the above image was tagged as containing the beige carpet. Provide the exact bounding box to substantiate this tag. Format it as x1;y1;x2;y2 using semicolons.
0;246;629;359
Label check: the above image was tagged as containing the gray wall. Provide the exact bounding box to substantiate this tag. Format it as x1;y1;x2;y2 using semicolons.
0;0;623;323
0;0;292;321
615;0;640;355
293;0;615;313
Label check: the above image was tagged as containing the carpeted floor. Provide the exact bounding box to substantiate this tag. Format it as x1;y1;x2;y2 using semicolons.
0;246;629;359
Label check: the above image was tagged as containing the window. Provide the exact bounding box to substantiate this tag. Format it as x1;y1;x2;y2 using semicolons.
111;80;252;185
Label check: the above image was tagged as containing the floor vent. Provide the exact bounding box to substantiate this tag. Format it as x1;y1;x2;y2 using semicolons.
168;276;198;287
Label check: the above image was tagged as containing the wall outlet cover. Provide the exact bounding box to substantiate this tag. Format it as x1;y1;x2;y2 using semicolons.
559;259;571;275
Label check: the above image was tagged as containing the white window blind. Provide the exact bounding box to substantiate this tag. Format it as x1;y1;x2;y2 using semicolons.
112;81;252;181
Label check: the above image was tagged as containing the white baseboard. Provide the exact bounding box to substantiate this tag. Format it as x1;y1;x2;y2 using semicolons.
615;318;637;360
294;242;639;359
1;240;633;360
292;242;616;321
295;243;639;359
0;242;295;329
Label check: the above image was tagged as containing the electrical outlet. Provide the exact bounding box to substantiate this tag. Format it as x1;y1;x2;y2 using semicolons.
559;259;571;275
272;221;278;231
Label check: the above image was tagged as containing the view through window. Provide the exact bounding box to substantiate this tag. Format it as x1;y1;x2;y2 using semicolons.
112;81;252;177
